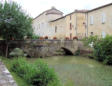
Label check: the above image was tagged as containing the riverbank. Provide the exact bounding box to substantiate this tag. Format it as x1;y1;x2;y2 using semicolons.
1;56;112;86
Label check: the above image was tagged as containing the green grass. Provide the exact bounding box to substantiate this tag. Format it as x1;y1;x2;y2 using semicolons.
1;56;112;86
28;56;112;86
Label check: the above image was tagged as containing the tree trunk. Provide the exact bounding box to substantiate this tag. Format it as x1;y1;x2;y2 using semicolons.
5;41;8;58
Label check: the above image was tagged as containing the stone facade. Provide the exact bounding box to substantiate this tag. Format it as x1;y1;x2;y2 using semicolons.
32;7;63;39
87;3;112;37
33;3;112;39
0;40;78;58
50;10;87;39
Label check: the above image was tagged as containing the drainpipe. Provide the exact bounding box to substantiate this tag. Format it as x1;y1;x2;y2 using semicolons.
86;12;88;37
75;13;78;36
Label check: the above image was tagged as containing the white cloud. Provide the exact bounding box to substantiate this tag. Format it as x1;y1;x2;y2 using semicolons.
2;0;112;18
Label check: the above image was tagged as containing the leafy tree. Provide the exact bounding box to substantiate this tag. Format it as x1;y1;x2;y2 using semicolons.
0;1;33;40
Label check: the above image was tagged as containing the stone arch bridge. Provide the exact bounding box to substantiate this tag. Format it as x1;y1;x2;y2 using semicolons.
0;40;79;57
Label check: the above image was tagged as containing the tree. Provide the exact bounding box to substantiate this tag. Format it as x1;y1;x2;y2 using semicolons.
0;1;33;40
0;1;33;57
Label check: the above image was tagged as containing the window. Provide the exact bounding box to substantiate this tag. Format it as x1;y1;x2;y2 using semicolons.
70;23;72;30
55;26;57;33
41;23;44;28
90;16;94;25
38;24;40;29
91;32;93;35
102;31;106;38
101;13;106;24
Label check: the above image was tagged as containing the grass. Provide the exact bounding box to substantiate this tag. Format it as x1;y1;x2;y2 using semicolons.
1;57;29;86
1;56;112;86
28;56;112;86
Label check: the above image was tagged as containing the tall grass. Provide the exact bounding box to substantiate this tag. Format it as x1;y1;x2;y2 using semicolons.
11;57;61;86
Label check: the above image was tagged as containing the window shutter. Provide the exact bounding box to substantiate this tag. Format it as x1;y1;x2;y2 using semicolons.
90;16;93;25
102;13;106;23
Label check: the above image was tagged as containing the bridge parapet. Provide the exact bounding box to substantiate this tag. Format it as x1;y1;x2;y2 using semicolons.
0;40;78;57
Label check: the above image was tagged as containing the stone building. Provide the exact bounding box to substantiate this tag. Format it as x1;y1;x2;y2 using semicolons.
50;10;87;39
33;3;112;39
87;3;112;37
32;7;63;39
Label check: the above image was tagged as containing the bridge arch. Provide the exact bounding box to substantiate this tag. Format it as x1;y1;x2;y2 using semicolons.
61;47;74;55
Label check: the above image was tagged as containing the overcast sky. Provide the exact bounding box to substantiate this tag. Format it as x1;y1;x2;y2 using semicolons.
1;0;112;18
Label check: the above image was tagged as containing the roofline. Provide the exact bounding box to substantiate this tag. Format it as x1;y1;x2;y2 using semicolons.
33;8;63;20
88;2;112;12
51;10;87;22
33;11;45;20
50;16;66;22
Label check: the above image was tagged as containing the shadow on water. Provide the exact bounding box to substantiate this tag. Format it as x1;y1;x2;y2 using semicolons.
61;47;73;55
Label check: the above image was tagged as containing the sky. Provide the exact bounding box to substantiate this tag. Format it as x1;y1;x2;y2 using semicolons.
1;0;112;18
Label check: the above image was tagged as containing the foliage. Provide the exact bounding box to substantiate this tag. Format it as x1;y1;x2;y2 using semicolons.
11;57;61;86
9;48;26;57
82;36;99;47
0;1;33;40
74;49;80;56
31;34;40;39
94;35;112;65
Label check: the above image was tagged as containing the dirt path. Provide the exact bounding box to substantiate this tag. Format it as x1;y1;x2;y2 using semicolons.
0;61;17;86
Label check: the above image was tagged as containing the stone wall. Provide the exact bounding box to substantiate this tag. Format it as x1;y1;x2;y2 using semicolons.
0;40;78;58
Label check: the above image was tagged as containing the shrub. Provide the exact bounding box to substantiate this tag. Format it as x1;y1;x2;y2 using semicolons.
103;55;112;65
94;35;112;64
11;57;29;77
82;36;99;47
9;48;26;57
31;34;40;39
11;58;60;86
74;49;80;56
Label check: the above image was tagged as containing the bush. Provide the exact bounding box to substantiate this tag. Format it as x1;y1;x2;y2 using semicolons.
11;58;60;86
74;49;80;56
9;48;26;57
82;36;99;47
31;34;40;39
94;35;112;65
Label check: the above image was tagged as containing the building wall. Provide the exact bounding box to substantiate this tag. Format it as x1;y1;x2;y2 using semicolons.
76;13;87;39
87;5;112;37
65;12;86;39
50;12;86;39
50;18;66;39
64;13;76;39
32;12;62;38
